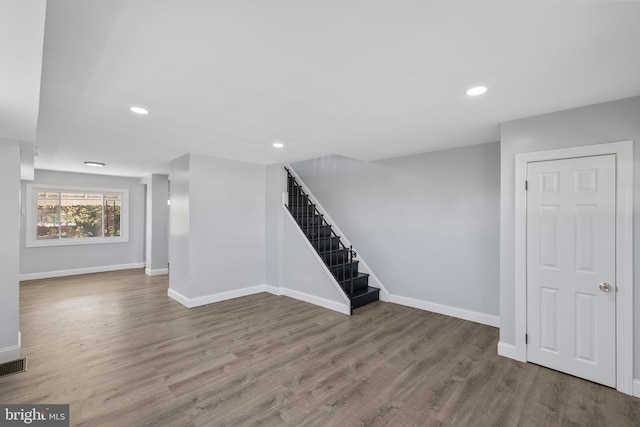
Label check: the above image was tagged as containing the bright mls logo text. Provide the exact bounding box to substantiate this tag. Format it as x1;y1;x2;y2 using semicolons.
1;405;69;426
5;407;48;424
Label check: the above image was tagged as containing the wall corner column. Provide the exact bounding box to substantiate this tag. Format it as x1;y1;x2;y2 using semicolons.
141;174;169;276
0;139;22;362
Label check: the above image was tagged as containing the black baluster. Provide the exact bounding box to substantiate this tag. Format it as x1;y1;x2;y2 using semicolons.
349;245;354;297
287;173;291;207
313;210;322;252
341;243;344;292
299;185;303;230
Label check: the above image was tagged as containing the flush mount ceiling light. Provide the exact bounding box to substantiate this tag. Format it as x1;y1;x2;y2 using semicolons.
84;161;106;167
466;86;487;96
273;142;284;148
130;106;149;115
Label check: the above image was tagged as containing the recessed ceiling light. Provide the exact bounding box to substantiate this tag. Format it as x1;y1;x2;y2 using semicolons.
466;86;487;96
273;142;284;148
84;161;106;167
130;106;149;115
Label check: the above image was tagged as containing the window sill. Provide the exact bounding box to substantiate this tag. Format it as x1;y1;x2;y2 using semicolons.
26;237;130;248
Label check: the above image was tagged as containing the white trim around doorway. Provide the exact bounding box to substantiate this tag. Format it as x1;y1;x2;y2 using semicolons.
514;140;633;395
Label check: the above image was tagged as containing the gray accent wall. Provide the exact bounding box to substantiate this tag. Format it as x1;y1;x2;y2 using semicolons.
500;95;640;376
19;170;145;277
291;142;501;318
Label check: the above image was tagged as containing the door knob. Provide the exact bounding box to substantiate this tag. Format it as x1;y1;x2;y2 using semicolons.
599;282;613;292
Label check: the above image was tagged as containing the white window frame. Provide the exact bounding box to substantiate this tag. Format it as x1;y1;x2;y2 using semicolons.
26;184;130;247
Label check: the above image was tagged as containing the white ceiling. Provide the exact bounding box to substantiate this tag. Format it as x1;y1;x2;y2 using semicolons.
4;1;640;177
0;0;45;143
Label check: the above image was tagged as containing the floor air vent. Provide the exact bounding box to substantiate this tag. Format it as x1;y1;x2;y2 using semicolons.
0;358;27;377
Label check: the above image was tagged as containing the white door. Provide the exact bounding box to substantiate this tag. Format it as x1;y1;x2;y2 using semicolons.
526;154;616;387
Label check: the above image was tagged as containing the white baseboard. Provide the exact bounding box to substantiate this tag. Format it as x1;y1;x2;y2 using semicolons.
20;263;146;281
0;340;21;364
168;284;350;315
633;379;640;398
276;287;351;315
264;285;281;295
168;285;266;309
145;268;169;276
389;294;500;327
497;341;518;360
167;288;189;306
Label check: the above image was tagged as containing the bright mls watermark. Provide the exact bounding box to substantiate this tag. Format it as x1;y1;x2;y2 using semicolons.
0;405;69;426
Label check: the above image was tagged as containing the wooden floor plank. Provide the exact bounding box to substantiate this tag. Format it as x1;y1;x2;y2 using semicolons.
0;269;638;426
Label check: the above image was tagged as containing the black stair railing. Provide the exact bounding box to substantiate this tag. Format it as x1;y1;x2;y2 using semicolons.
285;167;357;297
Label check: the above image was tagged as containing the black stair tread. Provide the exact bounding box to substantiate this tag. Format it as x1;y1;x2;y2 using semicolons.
307;236;340;246
295;219;324;224
329;261;360;270
339;271;368;281
304;226;332;230
351;285;378;297
318;247;348;254
350;287;380;309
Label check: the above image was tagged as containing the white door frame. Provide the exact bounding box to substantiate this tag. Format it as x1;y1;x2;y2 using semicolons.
514;140;633;395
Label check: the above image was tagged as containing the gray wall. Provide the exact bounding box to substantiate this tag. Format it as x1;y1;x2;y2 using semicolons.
499;96;640;375
142;174;169;274
168;155;190;297
169;154;266;299
20;170;145;277
0;140;21;362
291;142;501;317
265;164;284;286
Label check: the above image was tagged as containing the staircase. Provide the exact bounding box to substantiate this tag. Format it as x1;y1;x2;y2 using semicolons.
285;167;380;312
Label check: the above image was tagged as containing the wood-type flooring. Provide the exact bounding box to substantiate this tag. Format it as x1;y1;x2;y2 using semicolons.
1;269;638;426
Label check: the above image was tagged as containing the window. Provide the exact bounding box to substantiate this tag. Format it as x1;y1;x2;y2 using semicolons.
26;185;129;247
